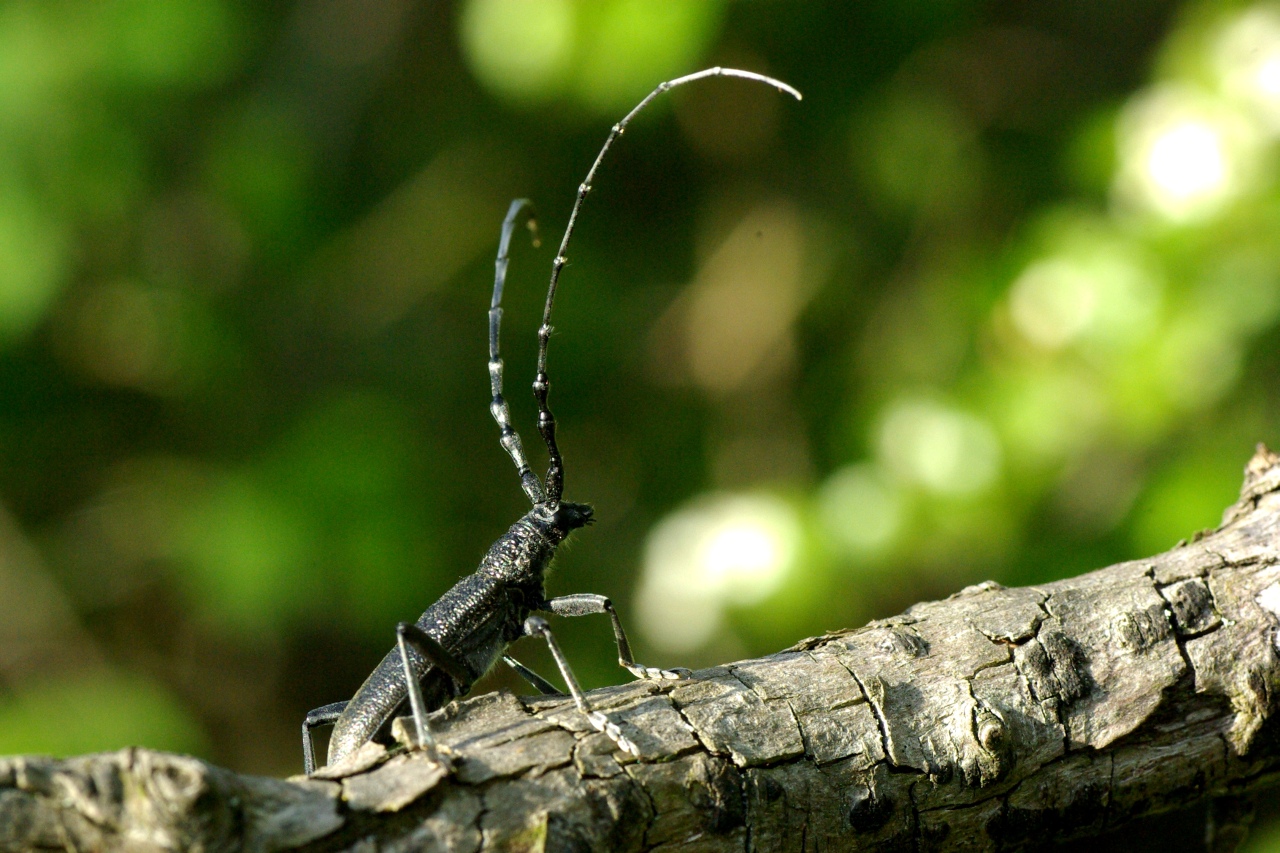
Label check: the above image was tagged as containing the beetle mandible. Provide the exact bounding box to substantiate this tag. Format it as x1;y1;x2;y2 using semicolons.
302;67;802;774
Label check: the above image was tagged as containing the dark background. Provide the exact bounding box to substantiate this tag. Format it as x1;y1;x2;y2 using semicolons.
0;4;1277;840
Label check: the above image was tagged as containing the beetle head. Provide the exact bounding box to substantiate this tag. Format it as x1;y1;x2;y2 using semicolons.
531;501;594;544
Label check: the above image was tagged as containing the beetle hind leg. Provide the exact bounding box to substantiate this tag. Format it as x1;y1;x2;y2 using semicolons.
394;621;478;763
302;701;348;775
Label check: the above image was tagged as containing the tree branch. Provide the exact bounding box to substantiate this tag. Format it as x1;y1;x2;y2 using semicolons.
6;446;1280;852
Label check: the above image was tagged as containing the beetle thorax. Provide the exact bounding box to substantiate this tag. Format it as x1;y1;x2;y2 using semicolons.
476;501;593;585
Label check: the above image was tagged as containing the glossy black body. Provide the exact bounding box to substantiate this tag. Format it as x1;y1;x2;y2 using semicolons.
325;502;591;766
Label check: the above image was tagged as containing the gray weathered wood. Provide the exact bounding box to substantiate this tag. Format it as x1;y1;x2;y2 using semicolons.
5;445;1280;851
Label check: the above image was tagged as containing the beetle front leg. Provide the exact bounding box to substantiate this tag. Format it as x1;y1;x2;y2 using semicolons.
544;594;692;680
523;615;639;756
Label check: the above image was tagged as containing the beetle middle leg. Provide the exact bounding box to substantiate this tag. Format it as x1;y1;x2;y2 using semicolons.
503;654;563;695
523;615;639;756
545;594;692;680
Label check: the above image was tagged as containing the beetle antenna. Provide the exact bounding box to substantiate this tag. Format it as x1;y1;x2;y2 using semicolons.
489;198;545;505
533;67;802;503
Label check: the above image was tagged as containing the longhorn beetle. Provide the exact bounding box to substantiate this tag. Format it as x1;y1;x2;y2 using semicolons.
302;67;802;774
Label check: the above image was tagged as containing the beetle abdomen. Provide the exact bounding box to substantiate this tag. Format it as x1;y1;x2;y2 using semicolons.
325;571;535;767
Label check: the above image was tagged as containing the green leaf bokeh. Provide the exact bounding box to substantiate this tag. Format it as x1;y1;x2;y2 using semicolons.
1;3;1278;808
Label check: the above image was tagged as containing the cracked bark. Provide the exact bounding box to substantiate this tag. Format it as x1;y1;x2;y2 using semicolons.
6;446;1280;852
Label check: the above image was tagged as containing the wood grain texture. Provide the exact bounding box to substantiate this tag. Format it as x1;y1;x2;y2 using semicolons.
5;445;1280;852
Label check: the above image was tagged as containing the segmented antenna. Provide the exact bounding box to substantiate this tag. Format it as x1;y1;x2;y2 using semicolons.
489;199;545;504
491;68;802;505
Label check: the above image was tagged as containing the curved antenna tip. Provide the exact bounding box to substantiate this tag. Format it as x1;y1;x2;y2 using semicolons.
681;67;802;102
527;64;802;500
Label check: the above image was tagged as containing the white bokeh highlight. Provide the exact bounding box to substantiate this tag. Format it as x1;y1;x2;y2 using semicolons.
636;493;801;653
1114;86;1260;222
1215;6;1280;134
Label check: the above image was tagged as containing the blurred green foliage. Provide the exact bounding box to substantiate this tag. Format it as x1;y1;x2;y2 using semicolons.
0;671;207;758
0;0;1278;790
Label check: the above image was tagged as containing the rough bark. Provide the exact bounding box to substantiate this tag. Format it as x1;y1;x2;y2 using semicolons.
5;446;1280;852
